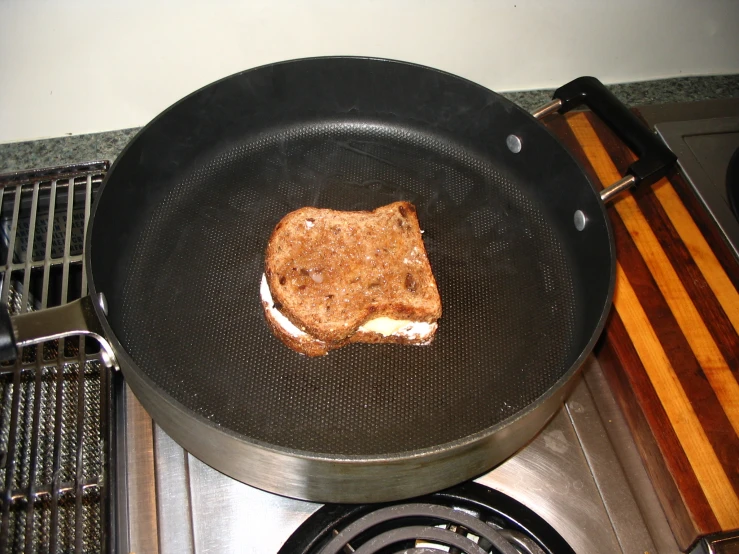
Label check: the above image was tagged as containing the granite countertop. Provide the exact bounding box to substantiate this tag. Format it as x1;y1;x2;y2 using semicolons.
1;74;737;175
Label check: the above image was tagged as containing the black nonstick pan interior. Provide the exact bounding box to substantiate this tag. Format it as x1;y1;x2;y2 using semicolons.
89;58;612;458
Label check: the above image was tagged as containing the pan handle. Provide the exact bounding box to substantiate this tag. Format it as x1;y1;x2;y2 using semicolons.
535;76;677;202
0;295;117;368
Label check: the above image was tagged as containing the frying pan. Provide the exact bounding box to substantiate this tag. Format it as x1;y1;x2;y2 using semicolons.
0;57;676;503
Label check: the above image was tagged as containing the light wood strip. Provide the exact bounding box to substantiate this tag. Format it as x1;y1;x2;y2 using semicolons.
613;263;739;529
653;180;739;335
568;113;739;438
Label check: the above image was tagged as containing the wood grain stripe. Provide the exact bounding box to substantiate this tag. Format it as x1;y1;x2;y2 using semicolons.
587;115;739;360
587;115;739;376
617;192;739;416
612;262;739;529
667;169;739;291
607;201;739;493
567;113;739;439
637;183;739;374
566;112;739;528
653;182;739;335
542;119;722;534
549;113;733;542
596;312;719;549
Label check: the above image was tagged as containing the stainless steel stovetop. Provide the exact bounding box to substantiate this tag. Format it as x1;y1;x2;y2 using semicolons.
119;356;677;554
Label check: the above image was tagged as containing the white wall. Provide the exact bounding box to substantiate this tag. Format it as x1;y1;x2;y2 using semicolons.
1;0;738;143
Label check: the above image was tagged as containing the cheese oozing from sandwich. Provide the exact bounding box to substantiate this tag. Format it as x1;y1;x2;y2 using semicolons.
260;274;436;341
261;274;304;337
358;316;435;339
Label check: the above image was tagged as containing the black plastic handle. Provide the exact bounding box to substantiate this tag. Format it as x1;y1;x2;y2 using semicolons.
553;76;676;189
0;303;18;362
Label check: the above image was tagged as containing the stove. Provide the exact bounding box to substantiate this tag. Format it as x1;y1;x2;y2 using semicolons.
111;99;717;554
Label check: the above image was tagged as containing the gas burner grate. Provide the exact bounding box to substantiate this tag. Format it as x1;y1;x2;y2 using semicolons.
279;482;574;554
0;162;114;553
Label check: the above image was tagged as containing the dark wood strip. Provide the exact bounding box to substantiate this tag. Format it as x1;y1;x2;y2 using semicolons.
542;115;602;196
589;111;739;375
596;313;717;551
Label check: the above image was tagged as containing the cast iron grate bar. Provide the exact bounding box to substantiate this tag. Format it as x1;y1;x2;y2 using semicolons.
7;479;100;502
0;182;24;552
21;180;42;554
0;162;110;554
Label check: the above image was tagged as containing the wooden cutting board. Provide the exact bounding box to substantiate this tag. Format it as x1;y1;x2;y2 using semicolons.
543;111;739;551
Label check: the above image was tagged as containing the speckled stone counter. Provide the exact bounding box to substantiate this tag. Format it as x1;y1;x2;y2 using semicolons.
1;74;737;174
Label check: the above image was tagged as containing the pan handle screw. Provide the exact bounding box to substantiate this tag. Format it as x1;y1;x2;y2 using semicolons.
574;210;587;231
506;134;522;153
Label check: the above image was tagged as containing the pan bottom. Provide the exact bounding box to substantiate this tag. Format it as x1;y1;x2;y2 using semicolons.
113;119;578;456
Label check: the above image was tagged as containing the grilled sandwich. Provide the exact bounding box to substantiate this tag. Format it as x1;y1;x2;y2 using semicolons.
261;201;441;356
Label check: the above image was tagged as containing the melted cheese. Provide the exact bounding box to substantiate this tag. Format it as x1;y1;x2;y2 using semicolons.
260;274;306;337
359;317;413;336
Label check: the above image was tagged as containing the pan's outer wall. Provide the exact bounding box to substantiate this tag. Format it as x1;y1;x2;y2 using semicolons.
86;57;615;502
118;346;583;503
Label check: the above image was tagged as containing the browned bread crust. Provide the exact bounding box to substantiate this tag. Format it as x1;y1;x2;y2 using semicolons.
348;328;436;346
265;202;441;345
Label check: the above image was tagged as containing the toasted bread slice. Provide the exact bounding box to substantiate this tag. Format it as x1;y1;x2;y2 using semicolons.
263;201;441;354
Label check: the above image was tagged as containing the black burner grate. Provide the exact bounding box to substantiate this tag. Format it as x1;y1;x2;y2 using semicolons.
279;482;574;554
0;163;114;553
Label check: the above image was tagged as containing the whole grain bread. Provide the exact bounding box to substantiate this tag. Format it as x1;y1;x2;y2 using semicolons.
264;201;441;347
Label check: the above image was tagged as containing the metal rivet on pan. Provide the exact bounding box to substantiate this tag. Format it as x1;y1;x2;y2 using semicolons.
98;293;109;316
506;134;522;153
574;210;587;231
